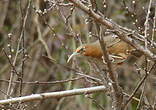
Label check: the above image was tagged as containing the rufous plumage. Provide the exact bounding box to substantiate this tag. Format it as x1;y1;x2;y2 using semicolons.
67;34;135;64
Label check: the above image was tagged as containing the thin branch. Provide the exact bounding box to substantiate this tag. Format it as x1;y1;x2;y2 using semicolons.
136;81;146;110
34;9;56;62
0;76;85;85
151;7;156;45
44;56;103;83
136;57;148;110
2;49;19;76
0;89;12;99
144;0;153;49
19;0;31;96
122;92;140;102
98;26;123;110
123;62;156;109
4;49;16;99
123;74;147;109
86;95;105;110
0;86;107;105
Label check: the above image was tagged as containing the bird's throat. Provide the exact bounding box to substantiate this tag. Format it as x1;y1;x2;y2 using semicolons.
84;43;103;59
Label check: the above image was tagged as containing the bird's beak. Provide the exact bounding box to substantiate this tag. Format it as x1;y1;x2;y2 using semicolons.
67;52;80;63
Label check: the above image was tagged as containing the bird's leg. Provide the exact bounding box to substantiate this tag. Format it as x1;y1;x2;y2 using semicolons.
112;53;129;64
102;56;107;64
103;54;126;64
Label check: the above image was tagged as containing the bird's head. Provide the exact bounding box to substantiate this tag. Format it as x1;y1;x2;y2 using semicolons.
67;42;102;63
67;45;86;63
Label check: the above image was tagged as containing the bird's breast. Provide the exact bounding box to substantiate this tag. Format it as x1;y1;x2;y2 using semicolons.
84;45;103;59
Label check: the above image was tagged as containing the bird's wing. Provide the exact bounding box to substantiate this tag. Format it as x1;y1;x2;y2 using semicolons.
103;34;121;48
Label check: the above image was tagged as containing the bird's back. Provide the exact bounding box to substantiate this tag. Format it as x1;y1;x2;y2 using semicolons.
90;34;134;62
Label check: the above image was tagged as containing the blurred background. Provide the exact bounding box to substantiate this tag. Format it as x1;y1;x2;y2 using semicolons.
0;0;156;110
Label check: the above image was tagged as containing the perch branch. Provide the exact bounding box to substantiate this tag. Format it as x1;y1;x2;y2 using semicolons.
0;86;106;105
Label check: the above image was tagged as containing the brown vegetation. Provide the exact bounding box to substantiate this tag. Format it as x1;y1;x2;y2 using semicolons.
0;0;156;110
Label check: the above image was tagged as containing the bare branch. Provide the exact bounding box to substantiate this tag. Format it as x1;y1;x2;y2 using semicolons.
144;0;153;49
98;26;123;110
0;86;107;105
0;76;85;85
123;62;156;109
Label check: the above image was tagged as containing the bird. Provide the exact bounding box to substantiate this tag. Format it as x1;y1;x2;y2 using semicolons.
67;34;135;64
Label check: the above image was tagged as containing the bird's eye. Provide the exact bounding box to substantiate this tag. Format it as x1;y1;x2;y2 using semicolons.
77;47;85;53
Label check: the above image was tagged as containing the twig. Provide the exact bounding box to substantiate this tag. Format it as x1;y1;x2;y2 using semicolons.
34;7;56;62
0;76;85;85
122;92;140;102
144;0;153;49
123;62;156;109
2;49;19;76
19;0;31;96
0;86;107;105
5;34;16;99
136;80;146;110
136;57;148;110
123;74;147;109
122;0;139;30
44;56;103;83
86;95;105;110
0;89;12;99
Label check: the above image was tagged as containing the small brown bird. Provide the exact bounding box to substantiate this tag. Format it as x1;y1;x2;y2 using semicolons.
67;34;135;64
